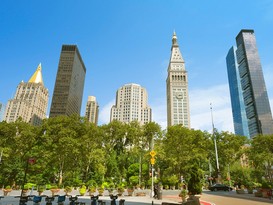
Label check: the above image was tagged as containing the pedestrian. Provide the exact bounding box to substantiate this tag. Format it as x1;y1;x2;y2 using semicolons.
154;184;158;199
267;189;272;199
233;182;238;190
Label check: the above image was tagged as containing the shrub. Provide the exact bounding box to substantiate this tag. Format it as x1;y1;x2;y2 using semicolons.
129;176;139;186
79;185;86;196
46;184;52;190
187;163;203;195
64;186;72;193
168;175;179;187
86;180;97;188
38;186;45;192
179;189;188;197
5;185;11;189
88;186;96;193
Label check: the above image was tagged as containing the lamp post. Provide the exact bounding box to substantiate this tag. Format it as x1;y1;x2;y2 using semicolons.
210;103;220;182
150;136;155;198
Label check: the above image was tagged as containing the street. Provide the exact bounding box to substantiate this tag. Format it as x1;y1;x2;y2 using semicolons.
162;189;273;205
200;190;273;205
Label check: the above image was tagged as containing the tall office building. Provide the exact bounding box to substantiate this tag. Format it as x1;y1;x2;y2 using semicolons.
234;29;273;137
50;45;86;117
226;46;250;138
110;83;152;125
4;63;49;125
166;32;190;128
85;96;99;125
0;103;5;122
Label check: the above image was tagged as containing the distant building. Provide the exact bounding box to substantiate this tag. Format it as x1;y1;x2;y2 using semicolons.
0;103;5;122
166;32;190;128
49;45;86;117
110;83;152;125
228;29;273;138
226;46;250;138
4;63;49;125
85;96;99;125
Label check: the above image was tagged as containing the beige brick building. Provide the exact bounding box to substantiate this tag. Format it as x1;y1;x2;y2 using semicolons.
85;96;99;125
110;83;152;125
4;63;49;125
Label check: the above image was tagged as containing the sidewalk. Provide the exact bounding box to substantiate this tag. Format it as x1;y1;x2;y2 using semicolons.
0;189;215;205
163;194;214;205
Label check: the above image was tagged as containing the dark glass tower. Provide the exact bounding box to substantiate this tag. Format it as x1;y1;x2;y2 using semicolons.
226;46;250;138
50;45;86;117
235;29;273;137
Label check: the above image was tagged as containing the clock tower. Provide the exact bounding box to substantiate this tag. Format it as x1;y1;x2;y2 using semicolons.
166;32;190;128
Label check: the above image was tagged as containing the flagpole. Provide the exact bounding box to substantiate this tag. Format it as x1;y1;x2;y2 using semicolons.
210;103;220;182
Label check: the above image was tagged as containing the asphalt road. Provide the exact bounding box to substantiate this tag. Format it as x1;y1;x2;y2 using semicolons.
200;190;273;205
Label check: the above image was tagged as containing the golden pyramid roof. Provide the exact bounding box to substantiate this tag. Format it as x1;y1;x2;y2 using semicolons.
28;63;44;84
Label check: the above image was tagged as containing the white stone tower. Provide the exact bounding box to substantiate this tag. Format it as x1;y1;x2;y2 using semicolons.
166;32;190;128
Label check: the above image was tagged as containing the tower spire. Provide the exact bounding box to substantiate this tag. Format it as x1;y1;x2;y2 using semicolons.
170;32;184;63
172;30;178;46
28;63;44;84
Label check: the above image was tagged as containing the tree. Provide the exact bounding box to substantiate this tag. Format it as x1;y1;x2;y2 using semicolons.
247;134;273;183
207;130;247;181
163;125;210;183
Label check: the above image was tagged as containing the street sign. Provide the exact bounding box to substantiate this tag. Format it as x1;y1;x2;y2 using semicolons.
150;150;156;157
150;157;155;165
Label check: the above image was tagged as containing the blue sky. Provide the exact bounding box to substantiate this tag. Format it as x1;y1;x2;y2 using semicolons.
1;0;273;132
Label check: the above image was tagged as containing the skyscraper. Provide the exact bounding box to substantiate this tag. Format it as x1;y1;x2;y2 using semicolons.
110;83;152;125
166;32;190;128
85;96;99;125
0;103;5;122
234;29;273;137
50;45;86;117
4;63;49;125
226;46;250;138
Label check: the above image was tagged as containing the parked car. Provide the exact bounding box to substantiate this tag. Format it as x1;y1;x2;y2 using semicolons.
209;183;232;191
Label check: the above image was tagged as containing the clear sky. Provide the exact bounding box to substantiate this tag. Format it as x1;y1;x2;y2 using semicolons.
1;0;273;132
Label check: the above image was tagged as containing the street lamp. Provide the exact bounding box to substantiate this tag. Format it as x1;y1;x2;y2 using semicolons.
150;135;155;198
210;103;220;182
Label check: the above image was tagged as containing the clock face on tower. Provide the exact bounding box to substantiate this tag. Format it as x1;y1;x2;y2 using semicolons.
175;92;183;99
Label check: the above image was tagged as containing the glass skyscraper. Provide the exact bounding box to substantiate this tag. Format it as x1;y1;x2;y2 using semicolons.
228;29;273;138
226;46;250;138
